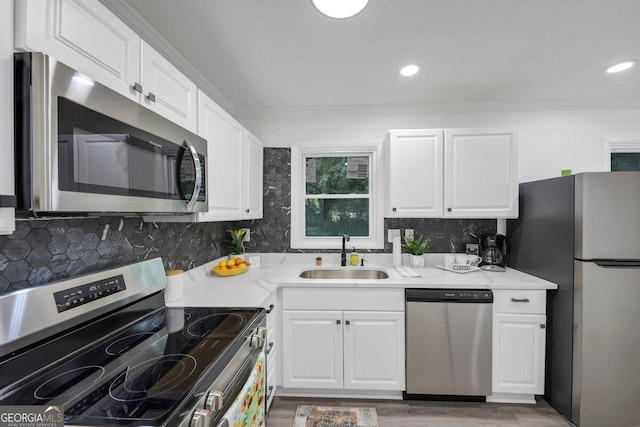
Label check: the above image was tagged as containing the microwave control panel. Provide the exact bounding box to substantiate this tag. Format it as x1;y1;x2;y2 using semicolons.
54;274;126;313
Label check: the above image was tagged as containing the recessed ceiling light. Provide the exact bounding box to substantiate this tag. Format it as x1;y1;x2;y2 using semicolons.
605;60;636;74
400;64;420;77
311;0;370;19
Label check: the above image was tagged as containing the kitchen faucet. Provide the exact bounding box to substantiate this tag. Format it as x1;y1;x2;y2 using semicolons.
341;234;350;266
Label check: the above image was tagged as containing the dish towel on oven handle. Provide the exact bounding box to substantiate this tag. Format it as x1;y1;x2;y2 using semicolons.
219;351;265;427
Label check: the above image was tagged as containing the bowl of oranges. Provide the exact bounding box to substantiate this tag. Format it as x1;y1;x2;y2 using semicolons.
212;257;251;277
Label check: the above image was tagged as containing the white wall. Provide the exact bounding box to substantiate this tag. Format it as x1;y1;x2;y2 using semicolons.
239;107;640;183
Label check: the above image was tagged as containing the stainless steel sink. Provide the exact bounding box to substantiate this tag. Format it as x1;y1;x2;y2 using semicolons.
299;269;389;280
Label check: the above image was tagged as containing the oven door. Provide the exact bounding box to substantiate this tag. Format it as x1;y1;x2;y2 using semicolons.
15;52;207;214
213;351;265;427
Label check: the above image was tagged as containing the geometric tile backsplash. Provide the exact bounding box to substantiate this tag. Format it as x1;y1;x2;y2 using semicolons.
0;147;495;294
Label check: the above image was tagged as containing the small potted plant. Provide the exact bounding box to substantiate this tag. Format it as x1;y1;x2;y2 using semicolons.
315;256;323;266
403;234;430;268
227;229;247;258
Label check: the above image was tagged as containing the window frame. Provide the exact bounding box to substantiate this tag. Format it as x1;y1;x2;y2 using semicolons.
604;137;640;171
290;142;384;250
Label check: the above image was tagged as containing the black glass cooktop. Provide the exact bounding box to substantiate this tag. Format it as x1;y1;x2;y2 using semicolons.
0;297;261;425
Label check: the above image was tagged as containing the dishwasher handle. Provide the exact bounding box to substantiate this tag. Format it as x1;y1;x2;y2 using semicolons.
406;289;493;303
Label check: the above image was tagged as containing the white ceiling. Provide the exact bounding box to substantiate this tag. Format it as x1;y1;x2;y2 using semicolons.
113;0;639;111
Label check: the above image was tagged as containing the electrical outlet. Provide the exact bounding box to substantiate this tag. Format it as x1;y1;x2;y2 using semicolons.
405;229;414;239
241;228;250;242
387;229;401;243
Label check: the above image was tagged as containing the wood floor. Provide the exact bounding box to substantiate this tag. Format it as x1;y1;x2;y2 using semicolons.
266;396;571;427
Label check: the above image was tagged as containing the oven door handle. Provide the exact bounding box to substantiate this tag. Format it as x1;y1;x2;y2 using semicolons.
175;140;203;212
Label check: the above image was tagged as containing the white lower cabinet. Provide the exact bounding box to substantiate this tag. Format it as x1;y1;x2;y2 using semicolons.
342;311;405;390
264;292;278;412
282;310;404;391
280;287;405;395
489;290;547;404
282;310;344;389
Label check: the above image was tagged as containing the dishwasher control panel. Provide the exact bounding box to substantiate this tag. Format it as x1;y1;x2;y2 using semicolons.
406;289;493;303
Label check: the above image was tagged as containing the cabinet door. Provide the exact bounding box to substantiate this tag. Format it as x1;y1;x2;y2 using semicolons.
0;0;15;234
492;313;546;395
444;128;518;218
343;311;405;390
282;311;343;389
141;41;197;132
17;0;141;103
244;130;264;219
385;129;444;217
196;91;245;221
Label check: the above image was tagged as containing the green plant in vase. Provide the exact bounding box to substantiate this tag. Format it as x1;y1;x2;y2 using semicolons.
227;229;247;256
402;234;430;268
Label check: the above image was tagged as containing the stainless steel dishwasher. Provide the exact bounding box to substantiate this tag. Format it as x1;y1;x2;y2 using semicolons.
405;289;493;400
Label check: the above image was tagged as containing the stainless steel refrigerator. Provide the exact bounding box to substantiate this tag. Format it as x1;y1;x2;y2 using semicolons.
507;172;640;427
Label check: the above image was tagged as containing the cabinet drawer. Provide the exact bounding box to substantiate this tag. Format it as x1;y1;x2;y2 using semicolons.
493;290;546;314
282;288;404;311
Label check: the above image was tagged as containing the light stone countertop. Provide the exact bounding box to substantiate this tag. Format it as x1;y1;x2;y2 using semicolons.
166;252;558;309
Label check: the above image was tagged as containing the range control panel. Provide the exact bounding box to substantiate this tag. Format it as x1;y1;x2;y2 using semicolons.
54;274;126;313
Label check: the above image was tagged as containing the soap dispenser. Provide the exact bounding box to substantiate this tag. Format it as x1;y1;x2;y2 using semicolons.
350;247;359;266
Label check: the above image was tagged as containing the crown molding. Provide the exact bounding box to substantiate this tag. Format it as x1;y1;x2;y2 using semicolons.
99;0;235;115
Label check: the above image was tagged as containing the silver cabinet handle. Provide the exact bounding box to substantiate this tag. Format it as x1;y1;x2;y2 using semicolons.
131;82;142;93
146;92;156;102
246;208;250;213
184;140;203;212
266;342;274;355
511;298;530;303
266;304;274;314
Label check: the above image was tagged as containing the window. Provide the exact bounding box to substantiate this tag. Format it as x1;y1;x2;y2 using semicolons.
291;143;384;249
604;138;640;171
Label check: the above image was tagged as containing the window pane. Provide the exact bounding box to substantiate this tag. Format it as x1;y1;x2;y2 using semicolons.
305;157;369;195
305;198;369;237
611;153;640;171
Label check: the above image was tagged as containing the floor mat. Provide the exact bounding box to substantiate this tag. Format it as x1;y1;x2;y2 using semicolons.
293;405;378;427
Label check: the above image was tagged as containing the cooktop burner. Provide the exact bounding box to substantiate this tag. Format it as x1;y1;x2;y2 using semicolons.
0;302;261;425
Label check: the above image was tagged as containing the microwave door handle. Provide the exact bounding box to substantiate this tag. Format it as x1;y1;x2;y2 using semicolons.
183;140;202;212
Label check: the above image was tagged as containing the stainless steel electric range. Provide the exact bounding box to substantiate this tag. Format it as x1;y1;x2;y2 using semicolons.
0;258;266;427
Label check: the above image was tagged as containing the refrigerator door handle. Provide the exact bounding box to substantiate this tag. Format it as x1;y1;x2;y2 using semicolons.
593;260;640;268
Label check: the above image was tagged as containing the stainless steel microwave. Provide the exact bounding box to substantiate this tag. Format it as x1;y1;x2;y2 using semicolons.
14;52;207;215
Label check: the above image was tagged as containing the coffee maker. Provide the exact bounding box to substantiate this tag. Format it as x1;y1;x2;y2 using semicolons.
479;233;506;271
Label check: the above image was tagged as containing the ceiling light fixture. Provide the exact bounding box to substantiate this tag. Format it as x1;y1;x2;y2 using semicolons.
311;0;370;19
400;64;420;77
605;60;636;74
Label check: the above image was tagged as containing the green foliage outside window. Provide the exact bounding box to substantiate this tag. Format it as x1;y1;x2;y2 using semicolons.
611;153;640;171
304;156;370;237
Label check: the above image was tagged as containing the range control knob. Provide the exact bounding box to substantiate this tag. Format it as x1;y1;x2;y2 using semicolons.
190;408;211;427
250;333;263;348
257;326;267;339
205;390;223;411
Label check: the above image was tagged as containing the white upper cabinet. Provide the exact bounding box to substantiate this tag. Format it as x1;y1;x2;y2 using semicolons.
140;41;197;132
385;129;444;218
1;0;15;235
385;128;518;218
244;129;264;220
197;91;245;221
16;0;197;132
444;128;518;218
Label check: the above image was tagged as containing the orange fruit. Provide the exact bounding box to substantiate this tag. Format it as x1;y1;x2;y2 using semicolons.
235;258;244;266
